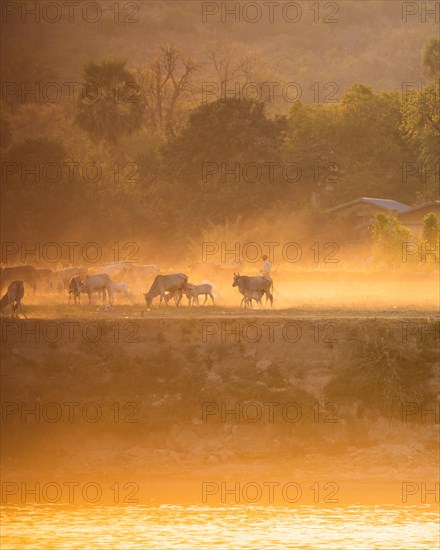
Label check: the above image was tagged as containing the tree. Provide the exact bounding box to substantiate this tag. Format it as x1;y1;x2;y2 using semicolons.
76;60;144;144
204;45;280;108
2;138;68;239
283;101;339;207
400;77;440;200
206;45;258;91
6;137;66;167
284;84;412;206
422;212;439;246
134;46;197;135
163;98;287;230
1;55;57;114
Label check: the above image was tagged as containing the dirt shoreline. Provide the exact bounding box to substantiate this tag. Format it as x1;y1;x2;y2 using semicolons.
4;304;440;320
1;316;439;507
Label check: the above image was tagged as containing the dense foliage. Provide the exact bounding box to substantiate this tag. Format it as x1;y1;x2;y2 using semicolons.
1;24;439;254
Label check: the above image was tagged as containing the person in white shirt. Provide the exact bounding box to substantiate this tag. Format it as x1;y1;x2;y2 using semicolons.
261;255;271;277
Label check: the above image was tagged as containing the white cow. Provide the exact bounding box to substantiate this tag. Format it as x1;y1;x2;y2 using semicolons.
81;273;113;305
100;262;130;281
126;264;159;285
144;273;188;307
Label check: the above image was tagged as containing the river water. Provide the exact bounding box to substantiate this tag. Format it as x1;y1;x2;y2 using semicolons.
1;504;438;549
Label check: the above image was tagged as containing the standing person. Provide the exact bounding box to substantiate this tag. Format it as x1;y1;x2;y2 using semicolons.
261;255;271;278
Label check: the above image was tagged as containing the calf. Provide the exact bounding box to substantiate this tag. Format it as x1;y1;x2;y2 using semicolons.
188;283;214;306
110;282;132;302
241;288;264;308
164;289;185;306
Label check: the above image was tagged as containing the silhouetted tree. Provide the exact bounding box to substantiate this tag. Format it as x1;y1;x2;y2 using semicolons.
76;60;144;144
134;46;197;135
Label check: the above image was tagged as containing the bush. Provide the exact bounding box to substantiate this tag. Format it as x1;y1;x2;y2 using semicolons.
422;212;439;246
325;329;432;414
372;212;412;267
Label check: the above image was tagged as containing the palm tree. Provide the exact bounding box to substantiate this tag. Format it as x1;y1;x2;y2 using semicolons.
76;60;144;144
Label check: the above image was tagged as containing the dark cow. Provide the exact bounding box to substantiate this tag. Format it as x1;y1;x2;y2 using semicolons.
58;267;87;292
232;273;273;306
144;273;188;307
68;275;82;305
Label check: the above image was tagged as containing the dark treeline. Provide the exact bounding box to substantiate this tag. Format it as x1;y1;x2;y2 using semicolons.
1;4;439;252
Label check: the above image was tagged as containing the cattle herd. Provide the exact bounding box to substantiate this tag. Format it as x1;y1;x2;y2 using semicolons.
0;262;274;318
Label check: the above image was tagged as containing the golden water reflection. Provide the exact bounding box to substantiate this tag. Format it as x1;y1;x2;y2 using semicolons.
1;504;438;549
